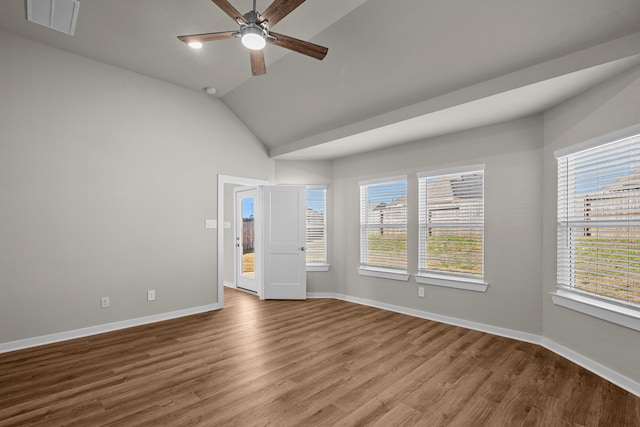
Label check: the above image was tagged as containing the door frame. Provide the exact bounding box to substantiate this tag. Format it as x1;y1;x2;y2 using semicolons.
217;175;269;308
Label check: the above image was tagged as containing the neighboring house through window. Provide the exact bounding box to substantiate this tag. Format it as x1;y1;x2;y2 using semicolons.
554;127;640;331
416;166;487;292
359;176;409;281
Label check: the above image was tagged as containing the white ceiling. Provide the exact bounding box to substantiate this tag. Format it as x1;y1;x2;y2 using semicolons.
1;0;640;160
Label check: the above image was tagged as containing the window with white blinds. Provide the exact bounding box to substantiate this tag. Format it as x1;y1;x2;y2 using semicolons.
360;177;408;271
306;186;327;265
557;132;640;309
418;167;484;278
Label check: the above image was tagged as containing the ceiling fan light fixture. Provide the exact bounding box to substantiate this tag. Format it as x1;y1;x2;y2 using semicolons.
188;41;203;49
176;0;329;76
241;26;266;50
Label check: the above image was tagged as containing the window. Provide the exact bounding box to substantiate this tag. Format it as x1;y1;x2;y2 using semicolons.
556;130;640;322
306;186;328;270
359;177;409;281
416;166;486;291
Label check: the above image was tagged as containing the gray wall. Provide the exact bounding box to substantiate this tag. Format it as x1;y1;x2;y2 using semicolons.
330;116;544;334
0;31;273;343
2;27;639;389
542;65;640;382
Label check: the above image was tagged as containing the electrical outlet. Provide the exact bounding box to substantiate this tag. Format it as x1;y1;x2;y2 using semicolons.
418;287;425;298
147;290;156;301
101;296;110;308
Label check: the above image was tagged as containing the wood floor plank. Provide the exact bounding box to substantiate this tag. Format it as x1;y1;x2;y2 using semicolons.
1;288;639;426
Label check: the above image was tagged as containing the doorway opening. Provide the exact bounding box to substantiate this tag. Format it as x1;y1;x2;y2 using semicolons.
235;186;259;294
217;175;268;308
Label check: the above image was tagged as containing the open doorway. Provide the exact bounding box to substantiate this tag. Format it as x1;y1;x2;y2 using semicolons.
234;186;259;294
217;175;268;308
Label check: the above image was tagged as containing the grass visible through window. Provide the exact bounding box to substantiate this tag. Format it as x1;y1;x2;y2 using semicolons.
574;235;640;305
426;234;482;276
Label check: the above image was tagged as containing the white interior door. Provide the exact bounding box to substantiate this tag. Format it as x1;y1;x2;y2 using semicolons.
262;185;307;300
235;187;259;293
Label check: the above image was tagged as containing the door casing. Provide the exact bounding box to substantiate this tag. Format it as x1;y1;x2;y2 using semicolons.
217;175;268;308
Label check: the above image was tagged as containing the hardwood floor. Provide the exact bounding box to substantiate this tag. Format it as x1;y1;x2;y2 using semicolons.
1;288;639;426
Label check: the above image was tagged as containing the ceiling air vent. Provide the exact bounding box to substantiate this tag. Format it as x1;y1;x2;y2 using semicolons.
26;0;80;36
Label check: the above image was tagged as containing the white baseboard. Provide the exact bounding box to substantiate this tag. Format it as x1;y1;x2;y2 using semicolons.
542;338;640;397
3;291;638;398
224;281;236;289
307;292;337;299
0;303;221;354
308;291;639;397
309;292;540;344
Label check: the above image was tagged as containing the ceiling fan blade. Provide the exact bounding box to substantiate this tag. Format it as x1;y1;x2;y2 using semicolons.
178;31;237;44
268;32;328;60
211;0;249;24
250;49;267;76
258;0;306;28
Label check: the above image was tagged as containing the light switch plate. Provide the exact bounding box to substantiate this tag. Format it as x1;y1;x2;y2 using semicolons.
205;219;217;229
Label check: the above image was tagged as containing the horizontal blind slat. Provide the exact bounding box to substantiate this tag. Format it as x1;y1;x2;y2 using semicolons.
306;187;327;264
360;179;407;270
557;133;640;308
419;169;484;277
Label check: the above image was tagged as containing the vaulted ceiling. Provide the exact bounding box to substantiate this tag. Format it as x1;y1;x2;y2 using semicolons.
1;0;639;159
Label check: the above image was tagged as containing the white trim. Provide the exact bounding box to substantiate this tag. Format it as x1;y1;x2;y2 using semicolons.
3;290;638;398
0;303;221;354
358;267;410;282
417;163;485;179
358;175;407;186
553;122;640;158
307;292;540;344
340;294;539;344
307;292;337;299
551;291;640;332
307;264;330;272
542;337;640;398
415;273;488;292
224;281;236;289
304;291;640;397
217;175;269;308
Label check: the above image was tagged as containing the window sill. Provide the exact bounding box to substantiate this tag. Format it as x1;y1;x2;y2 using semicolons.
415;273;488;292
358;267;410;282
551;290;640;333
307;264;330;272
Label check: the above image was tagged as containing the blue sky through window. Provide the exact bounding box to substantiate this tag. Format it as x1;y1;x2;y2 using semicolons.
242;197;254;219
306;188;325;213
367;181;407;204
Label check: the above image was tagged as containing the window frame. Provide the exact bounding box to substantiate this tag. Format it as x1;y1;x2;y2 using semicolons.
553;124;640;332
358;176;410;281
305;185;329;272
415;165;488;292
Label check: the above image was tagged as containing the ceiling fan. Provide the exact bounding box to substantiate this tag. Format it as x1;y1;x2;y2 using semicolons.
178;0;328;76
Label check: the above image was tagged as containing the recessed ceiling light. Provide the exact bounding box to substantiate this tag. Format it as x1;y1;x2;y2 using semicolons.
204;87;217;95
188;41;203;49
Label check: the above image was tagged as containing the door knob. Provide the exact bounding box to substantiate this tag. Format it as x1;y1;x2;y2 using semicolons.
300;247;305;251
